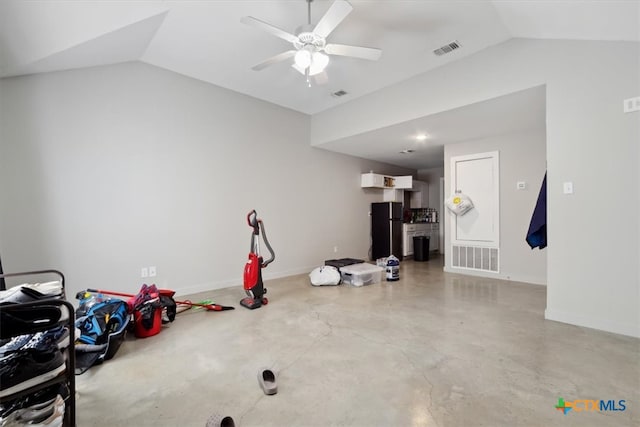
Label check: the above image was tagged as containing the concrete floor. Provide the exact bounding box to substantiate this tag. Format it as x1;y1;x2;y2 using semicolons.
75;256;639;426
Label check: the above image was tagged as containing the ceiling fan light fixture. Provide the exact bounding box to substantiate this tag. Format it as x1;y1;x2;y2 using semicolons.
309;51;329;75
294;49;312;69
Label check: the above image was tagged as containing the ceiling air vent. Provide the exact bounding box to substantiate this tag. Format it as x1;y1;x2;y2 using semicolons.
331;90;348;97
433;40;461;56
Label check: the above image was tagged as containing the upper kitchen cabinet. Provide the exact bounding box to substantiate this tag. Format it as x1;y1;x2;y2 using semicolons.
361;173;412;189
409;180;429;208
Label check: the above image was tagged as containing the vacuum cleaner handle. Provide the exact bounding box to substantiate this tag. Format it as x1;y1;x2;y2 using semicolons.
247;210;259;235
258;219;276;268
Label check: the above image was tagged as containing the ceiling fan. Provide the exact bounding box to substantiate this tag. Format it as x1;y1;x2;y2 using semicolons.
240;0;382;84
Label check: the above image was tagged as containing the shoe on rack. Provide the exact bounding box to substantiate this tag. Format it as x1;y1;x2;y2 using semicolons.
0;394;65;426
0;327;70;356
0;333;34;356
34;396;65;427
0;384;68;421
0;348;66;398
19;281;63;297
5;394;66;427
29;326;70;351
0;305;68;338
0;281;62;300
0;287;62;305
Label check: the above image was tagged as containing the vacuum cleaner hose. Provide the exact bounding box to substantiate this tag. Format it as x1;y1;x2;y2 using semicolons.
259;219;275;268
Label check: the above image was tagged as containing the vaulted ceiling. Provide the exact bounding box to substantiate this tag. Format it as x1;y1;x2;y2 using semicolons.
1;1;638;168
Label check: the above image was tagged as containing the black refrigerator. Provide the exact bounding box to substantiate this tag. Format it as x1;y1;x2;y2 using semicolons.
371;202;403;260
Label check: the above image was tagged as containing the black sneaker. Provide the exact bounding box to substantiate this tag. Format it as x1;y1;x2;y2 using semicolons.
0;281;62;302
0;287;62;305
29;326;70;351
0;347;65;398
0;305;68;338
0;333;34;355
0;326;70;356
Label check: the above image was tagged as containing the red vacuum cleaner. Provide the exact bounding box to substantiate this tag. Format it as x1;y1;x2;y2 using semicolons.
241;210;275;309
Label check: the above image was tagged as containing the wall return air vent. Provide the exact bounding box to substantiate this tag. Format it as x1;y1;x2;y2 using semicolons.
452;245;499;273
434;40;461;56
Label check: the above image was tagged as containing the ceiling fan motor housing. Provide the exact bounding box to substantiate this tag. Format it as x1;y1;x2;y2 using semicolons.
294;25;326;51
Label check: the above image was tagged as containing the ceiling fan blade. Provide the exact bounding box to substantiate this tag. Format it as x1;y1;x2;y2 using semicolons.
241;16;298;44
313;0;353;39
252;50;297;71
324;43;382;60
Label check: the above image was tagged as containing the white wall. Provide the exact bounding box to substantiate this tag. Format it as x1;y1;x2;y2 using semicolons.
417;167;444;210
0;61;413;299
444;128;547;285
311;38;640;337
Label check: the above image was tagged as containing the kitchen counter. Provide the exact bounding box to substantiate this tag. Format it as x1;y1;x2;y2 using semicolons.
404;222;439;224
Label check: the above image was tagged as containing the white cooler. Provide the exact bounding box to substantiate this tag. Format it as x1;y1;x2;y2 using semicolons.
340;263;384;287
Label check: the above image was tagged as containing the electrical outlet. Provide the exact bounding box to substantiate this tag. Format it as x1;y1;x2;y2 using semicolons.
333;246;338;253
623;96;640;113
141;267;148;278
149;266;157;277
516;181;526;190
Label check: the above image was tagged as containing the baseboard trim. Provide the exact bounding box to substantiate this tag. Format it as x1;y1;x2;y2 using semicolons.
171;265;316;297
443;266;546;286
263;265;316;281
174;278;239;297
545;308;640;338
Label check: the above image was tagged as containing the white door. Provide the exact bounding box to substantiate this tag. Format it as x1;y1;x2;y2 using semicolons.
450;151;499;246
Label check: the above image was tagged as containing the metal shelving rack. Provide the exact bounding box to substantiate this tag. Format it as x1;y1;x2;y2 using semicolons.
0;270;76;427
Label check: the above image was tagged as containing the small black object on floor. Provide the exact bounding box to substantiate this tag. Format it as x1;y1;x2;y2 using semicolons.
324;258;364;271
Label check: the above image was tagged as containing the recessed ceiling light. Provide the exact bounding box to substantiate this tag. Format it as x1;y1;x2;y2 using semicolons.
415;134;428;141
399;149;414;154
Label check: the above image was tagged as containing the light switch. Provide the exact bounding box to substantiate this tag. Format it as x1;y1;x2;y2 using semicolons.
563;182;574;194
516;181;526;190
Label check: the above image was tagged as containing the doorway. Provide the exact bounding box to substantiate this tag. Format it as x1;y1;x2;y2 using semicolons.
449;151;500;272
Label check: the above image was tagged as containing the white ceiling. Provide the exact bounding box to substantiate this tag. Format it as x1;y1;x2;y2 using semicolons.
318;85;546;170
0;0;638;169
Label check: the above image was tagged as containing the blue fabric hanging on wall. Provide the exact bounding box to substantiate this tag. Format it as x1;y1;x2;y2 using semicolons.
0;254;4;290
526;172;547;249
